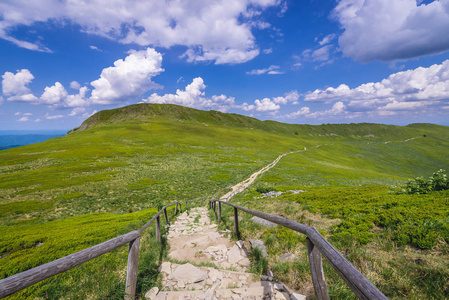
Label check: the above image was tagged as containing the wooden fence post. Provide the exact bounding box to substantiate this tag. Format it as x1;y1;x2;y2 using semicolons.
156;216;161;242
164;207;169;225
306;237;330;300
218;201;221;223
174;203;178;214
124;236;140;300
234;207;240;239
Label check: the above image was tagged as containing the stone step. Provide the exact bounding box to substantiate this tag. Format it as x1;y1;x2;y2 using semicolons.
159;262;256;291
165;207;250;272
146;281;307;300
147;207;307;300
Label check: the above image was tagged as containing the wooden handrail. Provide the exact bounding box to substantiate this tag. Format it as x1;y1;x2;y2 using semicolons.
210;199;388;300
0;196;212;299
0;231;140;299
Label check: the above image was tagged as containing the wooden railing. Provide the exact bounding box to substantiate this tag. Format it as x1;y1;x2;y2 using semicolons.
209;199;389;300
0;189;388;300
0;197;209;299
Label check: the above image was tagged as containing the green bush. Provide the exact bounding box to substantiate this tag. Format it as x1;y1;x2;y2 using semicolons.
390;169;448;195
256;186;276;194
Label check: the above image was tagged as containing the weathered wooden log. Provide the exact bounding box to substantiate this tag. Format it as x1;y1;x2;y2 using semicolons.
124;236;141;300
220;202;388;300
0;231;140;299
156;215;161;242
233;207;240;239
164;207;169;225
307;237;330;300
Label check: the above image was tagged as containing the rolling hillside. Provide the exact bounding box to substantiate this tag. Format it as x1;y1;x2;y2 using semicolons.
1;103;448;299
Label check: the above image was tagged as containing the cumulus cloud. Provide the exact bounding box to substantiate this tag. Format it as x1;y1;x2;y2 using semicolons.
333;0;449;62
18;116;29;122
1;69;38;102
246;65;284;75
142;77;236;112
273;90;300;104
253;98;280;111
0;0;284;64
90;48;163;105
40;82;68;105
285;107;311;118
307;101;346;118
70;81;81;90
2;48;163;109
305;59;449;116
39;82;89;108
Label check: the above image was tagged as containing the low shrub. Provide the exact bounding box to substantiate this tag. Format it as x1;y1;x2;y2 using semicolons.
390;169;448;195
393;222;439;249
255;186;276;194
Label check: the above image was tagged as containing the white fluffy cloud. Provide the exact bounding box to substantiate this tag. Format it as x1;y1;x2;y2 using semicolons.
0;0;283;64
254;98;280;111
333;0;449;62
304;59;449;115
307;101;346;119
142;77;236;112
90;48;163;105
39;82;89;108
2;48;163;109
1;69;38;102
70;81;81;90
285;107;311;118
273;90;299;104
40;82;68;105
246;65;284;75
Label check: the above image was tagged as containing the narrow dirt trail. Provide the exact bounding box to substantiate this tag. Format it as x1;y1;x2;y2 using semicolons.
219;147;321;202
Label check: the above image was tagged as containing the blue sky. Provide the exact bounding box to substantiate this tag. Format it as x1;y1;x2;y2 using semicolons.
1;0;449;130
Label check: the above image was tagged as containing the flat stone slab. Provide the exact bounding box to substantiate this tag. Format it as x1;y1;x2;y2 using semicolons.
251;216;278;228
160;263;256;292
168;263;207;284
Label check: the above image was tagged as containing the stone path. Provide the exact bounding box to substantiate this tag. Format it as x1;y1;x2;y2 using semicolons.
145;207;306;300
219;150;304;202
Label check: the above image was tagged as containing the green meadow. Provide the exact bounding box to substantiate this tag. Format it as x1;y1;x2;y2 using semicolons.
1;103;448;299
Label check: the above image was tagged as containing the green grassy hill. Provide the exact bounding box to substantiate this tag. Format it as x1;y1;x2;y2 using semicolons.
1;103;448;299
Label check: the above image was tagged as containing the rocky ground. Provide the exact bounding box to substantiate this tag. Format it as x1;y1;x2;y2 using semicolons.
145;207;307;300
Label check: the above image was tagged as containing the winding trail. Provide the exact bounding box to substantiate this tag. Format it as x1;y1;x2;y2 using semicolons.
219;146;324;202
219;151;300;202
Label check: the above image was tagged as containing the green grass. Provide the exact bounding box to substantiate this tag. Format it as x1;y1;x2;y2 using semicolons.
1;103;449;299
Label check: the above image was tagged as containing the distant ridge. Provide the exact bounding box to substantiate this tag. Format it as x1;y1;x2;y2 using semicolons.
73;103;444;138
